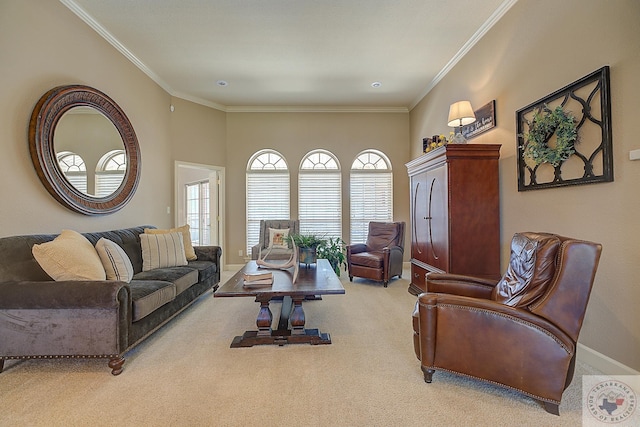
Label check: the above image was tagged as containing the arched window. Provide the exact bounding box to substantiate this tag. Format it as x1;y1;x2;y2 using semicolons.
57;151;87;193
95;150;126;197
350;150;393;244
246;150;290;255
299;150;341;238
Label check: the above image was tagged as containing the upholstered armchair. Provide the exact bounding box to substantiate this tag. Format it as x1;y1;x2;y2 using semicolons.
347;221;405;287
412;232;601;415
251;219;300;260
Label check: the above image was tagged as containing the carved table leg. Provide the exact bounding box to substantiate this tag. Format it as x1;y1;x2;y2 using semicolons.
256;299;273;337
108;357;125;376
290;297;306;335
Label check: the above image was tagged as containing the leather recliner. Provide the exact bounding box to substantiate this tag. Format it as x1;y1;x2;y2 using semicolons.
412;232;602;415
347;221;405;287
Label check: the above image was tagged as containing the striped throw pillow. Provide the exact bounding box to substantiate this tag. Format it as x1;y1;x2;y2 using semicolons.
140;232;188;271
95;238;134;283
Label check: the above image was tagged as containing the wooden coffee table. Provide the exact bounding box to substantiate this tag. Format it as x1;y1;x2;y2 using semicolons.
215;259;345;347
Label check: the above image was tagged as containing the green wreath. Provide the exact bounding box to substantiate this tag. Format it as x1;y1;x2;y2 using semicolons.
521;105;578;167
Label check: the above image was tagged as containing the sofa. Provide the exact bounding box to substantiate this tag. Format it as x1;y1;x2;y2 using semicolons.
0;225;221;375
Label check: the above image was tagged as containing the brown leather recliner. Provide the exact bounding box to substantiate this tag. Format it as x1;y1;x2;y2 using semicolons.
347;221;405;287
412;232;602;415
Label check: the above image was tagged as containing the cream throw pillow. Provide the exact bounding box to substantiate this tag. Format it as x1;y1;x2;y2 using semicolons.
140;232;188;271
95;238;134;283
32;229;106;281
268;228;290;249
144;225;197;261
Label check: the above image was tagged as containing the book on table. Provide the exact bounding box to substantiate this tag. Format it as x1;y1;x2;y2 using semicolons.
243;271;273;287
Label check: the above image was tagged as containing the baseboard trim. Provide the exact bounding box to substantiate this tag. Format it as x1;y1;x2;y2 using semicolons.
577;343;639;375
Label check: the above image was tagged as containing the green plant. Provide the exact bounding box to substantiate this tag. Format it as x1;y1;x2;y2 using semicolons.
285;233;326;249
520;104;578;167
317;237;347;276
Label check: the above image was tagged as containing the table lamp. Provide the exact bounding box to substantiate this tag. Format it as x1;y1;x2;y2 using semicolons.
447;101;476;143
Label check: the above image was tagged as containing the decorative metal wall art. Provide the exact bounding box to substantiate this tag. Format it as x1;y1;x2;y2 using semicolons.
516;66;612;191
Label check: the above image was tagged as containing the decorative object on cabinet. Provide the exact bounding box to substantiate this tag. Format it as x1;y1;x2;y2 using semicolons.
406;144;501;295
422;134;449;153
447;101;476;144
460;100;496;140
516;66;613;191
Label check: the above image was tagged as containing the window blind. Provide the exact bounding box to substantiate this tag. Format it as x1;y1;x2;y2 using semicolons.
350;171;393;244
299;171;342;239
246;171;290;254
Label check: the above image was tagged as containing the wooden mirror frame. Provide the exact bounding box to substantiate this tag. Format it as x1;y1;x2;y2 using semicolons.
29;85;141;215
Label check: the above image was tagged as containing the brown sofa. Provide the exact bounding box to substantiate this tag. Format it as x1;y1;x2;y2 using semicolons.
0;225;221;375
412;232;601;414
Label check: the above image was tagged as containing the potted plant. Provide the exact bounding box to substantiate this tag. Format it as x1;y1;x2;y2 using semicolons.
285;233;326;266
317;237;347;276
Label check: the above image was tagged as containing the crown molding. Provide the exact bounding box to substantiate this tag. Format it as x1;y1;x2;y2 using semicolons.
225;105;409;113
409;0;519;111
60;0;176;96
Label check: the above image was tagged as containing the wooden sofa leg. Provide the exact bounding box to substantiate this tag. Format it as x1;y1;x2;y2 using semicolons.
108;357;125;376
0;359;4;373
542;401;560;416
421;366;434;383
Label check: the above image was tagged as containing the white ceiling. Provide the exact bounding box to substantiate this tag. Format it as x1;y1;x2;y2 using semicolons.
62;0;516;112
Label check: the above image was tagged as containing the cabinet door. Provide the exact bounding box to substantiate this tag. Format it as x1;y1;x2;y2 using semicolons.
424;165;449;271
410;171;429;260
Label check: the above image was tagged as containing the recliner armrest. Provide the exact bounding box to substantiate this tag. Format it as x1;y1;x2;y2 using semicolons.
347;243;368;255
425;272;496;299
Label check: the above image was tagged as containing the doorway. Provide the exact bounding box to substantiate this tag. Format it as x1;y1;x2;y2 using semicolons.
175;161;225;266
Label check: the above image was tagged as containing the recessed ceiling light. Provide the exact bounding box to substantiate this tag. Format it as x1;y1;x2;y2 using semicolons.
371;81;382;88
216;80;228;87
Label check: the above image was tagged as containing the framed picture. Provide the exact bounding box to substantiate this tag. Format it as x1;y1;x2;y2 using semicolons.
516;66;613;191
461;100;496;140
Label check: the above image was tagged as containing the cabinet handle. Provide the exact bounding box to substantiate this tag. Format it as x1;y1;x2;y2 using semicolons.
423;216;432;220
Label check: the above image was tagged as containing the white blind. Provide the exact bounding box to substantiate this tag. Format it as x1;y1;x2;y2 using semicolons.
65;174;87;194
299;171;342;239
95;172;125;197
350;171;393;244
246;171;290;254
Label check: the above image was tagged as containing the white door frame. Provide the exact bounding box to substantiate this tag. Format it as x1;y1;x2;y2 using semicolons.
174;161;226;270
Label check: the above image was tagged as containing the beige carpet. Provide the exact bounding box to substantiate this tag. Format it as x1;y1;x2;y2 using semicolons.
1;267;597;426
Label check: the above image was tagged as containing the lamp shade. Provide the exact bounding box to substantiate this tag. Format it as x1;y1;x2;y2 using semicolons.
447;101;476;127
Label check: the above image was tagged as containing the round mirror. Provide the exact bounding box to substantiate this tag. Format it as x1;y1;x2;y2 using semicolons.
29;85;141;215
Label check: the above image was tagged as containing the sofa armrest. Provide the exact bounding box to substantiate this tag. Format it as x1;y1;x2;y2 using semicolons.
0;280;127;309
194;245;222;265
0;281;131;358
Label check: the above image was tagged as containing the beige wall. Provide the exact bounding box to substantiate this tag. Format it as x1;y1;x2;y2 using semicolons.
225;112;410;264
0;0;174;233
410;0;640;370
2;0;637;371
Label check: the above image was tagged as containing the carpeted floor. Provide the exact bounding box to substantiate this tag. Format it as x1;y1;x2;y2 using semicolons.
1;267;597;426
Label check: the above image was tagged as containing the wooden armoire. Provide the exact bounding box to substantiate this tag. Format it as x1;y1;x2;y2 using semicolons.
406;144;501;295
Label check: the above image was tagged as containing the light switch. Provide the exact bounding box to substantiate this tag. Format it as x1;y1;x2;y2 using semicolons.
630;149;640;161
